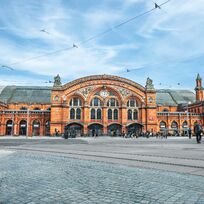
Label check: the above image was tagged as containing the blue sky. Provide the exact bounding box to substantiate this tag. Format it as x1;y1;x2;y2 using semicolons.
0;0;204;90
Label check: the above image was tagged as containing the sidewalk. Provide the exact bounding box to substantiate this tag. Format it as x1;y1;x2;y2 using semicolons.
0;136;63;139
0;135;191;140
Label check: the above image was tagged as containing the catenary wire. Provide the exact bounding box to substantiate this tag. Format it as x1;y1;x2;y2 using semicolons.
3;0;171;69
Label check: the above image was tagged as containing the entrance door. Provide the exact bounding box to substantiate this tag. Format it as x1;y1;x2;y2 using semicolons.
88;124;103;136
19;120;27;135
32;120;40;136
127;123;143;134
64;123;83;137
6;120;13;135
108;124;122;136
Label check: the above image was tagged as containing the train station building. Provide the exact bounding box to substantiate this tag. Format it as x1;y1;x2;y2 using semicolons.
0;74;203;136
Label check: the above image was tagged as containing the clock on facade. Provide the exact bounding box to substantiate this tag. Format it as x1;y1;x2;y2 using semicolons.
100;90;109;98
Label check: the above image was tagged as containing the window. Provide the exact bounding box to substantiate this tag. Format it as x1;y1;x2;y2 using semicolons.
133;110;138;120
182;121;188;128
107;98;119;107
70;108;75;120
90;98;102;120
171;121;178;129
113;109;118;120
108;109;112;120
127;99;138;107
76;108;81;120
20;107;27;110
160;121;166;129
97;109;102;120
69;98;82;107
128;109;132;120
90;98;101;107
91;109;96;119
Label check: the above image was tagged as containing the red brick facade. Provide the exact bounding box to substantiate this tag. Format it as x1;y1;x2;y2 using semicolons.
0;75;203;136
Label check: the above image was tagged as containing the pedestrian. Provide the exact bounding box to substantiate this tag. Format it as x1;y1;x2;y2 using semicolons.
194;123;202;143
188;128;192;139
92;129;95;137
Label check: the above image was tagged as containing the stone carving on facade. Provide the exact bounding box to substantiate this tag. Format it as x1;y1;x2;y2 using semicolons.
145;77;155;90
76;86;94;99
53;74;62;87
119;88;131;97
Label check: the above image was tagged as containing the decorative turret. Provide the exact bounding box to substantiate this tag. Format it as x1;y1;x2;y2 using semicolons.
195;73;203;102
53;74;62;87
145;77;155;92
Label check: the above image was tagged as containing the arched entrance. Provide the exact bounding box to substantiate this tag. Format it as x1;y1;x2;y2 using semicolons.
6;120;13;135
127;123;143;134
45;121;50;136
108;124;122;136
32;120;40;136
182;121;188;136
19;120;27;135
88;124;103;136
64;123;83;138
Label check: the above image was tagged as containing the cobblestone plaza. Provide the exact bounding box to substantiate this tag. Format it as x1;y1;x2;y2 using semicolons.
0;137;204;203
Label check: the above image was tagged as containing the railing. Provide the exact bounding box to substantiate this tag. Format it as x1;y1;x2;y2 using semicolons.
157;112;202;116
0;110;51;114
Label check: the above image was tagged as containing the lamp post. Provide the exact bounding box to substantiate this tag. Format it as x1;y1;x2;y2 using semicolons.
26;108;29;138
186;101;191;137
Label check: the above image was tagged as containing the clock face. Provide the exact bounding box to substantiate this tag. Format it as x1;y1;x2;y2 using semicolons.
100;90;109;98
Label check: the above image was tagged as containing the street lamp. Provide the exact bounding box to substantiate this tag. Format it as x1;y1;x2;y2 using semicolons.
186;101;192;137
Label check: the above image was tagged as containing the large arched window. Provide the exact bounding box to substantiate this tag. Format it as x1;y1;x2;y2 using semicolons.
90;97;101;107
127;98;138;121
107;98;119;107
108;109;112;120
69;97;82;120
69;97;82;106
90;98;102;120
127;99;138;107
107;98;119;120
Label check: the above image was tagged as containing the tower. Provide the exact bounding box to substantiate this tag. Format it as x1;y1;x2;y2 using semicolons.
195;73;204;102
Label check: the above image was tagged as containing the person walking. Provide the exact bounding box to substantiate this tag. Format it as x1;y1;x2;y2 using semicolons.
188;128;192;139
194;123;202;143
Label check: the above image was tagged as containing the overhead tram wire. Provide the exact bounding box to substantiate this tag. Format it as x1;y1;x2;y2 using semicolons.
3;0;171;69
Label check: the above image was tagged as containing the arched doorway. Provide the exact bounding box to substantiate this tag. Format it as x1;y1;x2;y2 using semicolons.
88;124;103;136
182;121;188;136
19;120;27;135
127;123;143;134
6;120;13;135
108;124;122;136
45;121;50;136
32;120;40;136
64;123;83;138
171;121;179;136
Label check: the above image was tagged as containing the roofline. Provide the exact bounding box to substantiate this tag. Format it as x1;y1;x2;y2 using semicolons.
60;75;145;91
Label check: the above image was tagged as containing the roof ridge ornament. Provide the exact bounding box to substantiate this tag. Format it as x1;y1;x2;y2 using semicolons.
53;74;62;87
196;73;202;81
145;77;155;91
